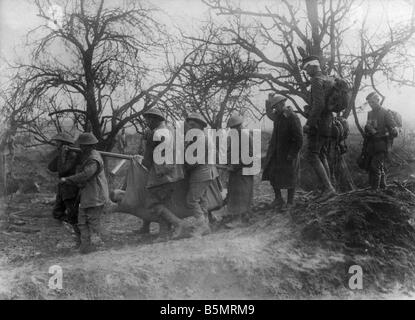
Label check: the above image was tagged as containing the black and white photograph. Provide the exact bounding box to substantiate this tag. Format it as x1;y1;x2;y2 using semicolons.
1;0;415;302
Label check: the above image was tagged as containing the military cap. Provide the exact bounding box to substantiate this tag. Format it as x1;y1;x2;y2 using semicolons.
268;95;287;108
51;132;75;144
76;132;99;145
186;112;207;127
143;108;165;120
227;114;244;128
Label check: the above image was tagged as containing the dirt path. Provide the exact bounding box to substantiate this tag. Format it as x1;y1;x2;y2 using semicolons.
1;189;415;299
0;212;336;299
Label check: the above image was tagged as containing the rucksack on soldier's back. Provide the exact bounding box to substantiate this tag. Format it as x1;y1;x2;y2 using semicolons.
387;109;402;128
323;76;351;113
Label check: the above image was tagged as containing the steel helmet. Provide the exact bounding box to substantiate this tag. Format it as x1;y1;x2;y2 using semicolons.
301;55;320;69
76;132;99;145
268;95;287;108
366;92;379;101
227;114;244;128
186;112;207;127
51;132;75;144
143;108;165;120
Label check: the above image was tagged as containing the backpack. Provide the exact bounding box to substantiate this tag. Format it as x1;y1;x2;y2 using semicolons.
324;77;351;113
387;109;402;128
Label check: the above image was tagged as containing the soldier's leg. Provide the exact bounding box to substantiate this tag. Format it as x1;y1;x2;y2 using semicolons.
186;181;210;217
270;179;284;208
186;181;211;236
369;153;384;190
287;188;295;205
306;134;336;197
320;144;331;181
379;153;388;189
136;220;151;235
52;189;65;221
77;208;92;254
64;199;81;247
87;205;104;247
148;185;191;239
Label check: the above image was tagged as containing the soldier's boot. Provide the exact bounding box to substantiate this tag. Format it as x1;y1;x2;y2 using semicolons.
312;158;336;201
191;213;211;237
90;232;104;247
136;220;151;235
72;225;82;249
380;174;388;189
79;226;95;254
370;173;381;190
270;187;284;209
283;188;295;211
158;207;192;240
158;220;172;237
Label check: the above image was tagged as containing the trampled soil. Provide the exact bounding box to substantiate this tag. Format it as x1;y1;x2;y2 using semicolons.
1;181;415;299
1;145;415;299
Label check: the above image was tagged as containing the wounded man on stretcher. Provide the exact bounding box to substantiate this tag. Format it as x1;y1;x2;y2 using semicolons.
109;156;225;236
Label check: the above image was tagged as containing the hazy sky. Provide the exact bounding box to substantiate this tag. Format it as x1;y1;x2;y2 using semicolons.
1;0;415;129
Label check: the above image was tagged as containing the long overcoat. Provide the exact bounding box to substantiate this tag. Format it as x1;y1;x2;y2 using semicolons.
262;106;303;189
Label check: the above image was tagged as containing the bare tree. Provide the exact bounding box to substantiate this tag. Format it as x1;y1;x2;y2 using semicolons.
0;74;53;148
202;0;415;133
160;25;259;129
10;0;190;150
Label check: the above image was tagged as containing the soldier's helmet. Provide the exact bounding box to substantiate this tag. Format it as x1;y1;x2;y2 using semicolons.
51;132;75;144
143;108;165;121
227;114;244;128
77;132;99;145
301;55;320;69
186;112;207;128
366;92;379;101
268;95;287;108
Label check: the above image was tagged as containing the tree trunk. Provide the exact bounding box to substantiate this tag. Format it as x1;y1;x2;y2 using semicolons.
305;0;322;57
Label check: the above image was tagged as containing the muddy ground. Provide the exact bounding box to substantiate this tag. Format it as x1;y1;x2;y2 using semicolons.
1;181;415;299
1;143;415;300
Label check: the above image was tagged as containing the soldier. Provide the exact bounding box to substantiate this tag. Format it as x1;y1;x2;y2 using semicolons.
302;56;337;200
224;114;254;227
115;128;127;154
184;112;218;236
48;132;81;246
61;132;109;254
262;95;303;210
364;92;398;189
142;108;191;239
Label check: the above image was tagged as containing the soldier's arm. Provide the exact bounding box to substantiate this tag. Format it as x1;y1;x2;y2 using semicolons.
59;151;79;176
307;78;326;127
47;156;58;172
287;114;304;160
66;160;99;186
